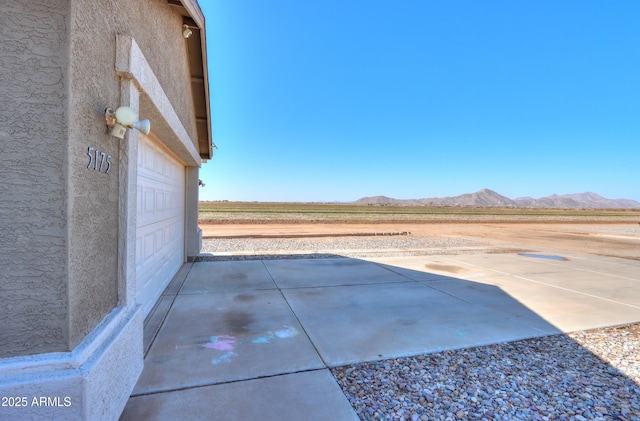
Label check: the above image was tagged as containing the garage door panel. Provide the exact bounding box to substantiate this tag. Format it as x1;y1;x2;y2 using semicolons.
139;159;180;182
137;229;181;281
140;192;181;225
136;134;185;318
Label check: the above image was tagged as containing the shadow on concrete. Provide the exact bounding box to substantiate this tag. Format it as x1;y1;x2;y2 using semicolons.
121;252;639;420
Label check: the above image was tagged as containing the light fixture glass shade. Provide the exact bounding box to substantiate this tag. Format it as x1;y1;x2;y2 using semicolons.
115;106;138;126
133;119;151;135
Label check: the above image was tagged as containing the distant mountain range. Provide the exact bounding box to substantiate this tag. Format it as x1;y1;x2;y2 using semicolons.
353;189;640;209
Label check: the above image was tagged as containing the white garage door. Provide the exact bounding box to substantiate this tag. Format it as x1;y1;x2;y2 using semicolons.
136;134;185;318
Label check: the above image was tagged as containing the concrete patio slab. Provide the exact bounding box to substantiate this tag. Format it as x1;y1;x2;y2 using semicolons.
432;251;639;280
123;250;640;420
428;274;640;332
369;259;455;282
132;289;323;395
368;255;536;280
424;276;562;334
424;254;568;277
122;369;358;421
422;253;640;306
370;254;640;332
181;260;276;294
372;252;639;287
282;280;550;366
520;270;640;307
263;257;411;288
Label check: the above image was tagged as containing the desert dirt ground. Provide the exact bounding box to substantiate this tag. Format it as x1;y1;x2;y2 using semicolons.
200;221;640;261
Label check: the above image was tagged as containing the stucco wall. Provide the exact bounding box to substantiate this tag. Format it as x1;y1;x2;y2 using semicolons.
66;0;199;347
0;0;200;357
0;0;71;357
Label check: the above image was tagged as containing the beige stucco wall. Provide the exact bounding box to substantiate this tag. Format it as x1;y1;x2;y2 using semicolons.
67;0;199;348
0;0;201;357
0;0;71;358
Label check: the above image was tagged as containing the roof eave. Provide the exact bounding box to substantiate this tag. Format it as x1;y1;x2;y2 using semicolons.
168;0;214;160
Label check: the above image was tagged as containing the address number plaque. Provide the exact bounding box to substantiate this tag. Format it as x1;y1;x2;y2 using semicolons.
87;147;112;174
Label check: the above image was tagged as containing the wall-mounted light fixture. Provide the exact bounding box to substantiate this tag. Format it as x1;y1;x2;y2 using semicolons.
182;24;193;39
105;106;151;139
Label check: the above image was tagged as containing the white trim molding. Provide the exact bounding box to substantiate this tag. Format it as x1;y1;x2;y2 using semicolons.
116;34;201;167
0;306;143;420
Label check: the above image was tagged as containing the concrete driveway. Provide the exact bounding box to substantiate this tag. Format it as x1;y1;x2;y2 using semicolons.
120;249;640;420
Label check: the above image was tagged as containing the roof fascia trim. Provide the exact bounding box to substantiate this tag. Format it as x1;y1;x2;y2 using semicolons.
177;0;204;27
173;0;213;159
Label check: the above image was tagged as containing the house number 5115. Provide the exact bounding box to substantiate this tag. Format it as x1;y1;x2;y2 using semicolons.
87;147;111;174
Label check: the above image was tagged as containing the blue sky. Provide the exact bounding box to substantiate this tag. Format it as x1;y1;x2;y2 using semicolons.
199;1;640;202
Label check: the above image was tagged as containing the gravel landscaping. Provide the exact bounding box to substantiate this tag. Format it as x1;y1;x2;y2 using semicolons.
332;324;640;420
557;225;640;237
199;235;516;260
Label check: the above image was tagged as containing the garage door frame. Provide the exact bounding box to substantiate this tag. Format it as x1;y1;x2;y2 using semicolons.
116;35;203;315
